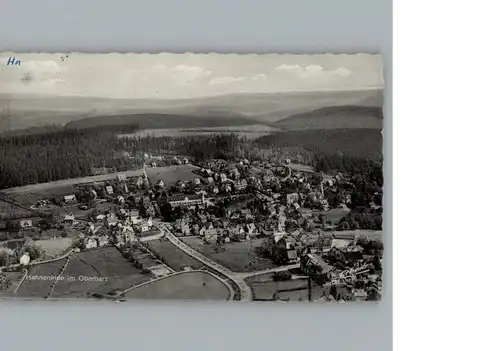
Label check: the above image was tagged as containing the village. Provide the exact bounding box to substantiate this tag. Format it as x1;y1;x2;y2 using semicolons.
1;153;383;302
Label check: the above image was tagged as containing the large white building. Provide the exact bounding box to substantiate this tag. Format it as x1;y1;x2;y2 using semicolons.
168;193;205;208
19;252;31;265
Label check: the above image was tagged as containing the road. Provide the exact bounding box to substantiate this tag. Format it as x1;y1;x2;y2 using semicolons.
155;222;253;302
117;269;235;301
237;264;300;279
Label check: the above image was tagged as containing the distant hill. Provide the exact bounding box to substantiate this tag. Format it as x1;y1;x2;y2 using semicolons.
0;89;384;131
64;113;257;130
254;128;383;160
272;105;383;130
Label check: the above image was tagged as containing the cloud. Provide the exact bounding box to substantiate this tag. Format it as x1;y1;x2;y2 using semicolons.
251;74;267;82
171;65;212;83
274;64;301;73
209;76;246;85
328;67;351;77
274;64;351;78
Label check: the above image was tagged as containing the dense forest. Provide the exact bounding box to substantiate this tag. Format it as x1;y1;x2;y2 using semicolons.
0;126;135;189
253;129;383;160
272;106;383;131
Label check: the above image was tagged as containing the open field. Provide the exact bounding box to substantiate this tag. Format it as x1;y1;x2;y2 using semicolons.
0;201;33;220
245;274;325;301
0;166;183;195
16;259;67;298
51;247;150;298
65;201;117;220
0;271;25;297
125;271;230;301
33;238;74;257
148;239;205;271
181;237;278;273
146;165;198;187
5;185;77;206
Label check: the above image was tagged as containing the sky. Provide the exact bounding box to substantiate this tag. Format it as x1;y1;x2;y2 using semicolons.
0;53;383;99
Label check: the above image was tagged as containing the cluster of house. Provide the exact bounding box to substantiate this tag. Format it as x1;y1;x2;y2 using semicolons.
172;211;259;244
300;235;383;302
80;208;161;250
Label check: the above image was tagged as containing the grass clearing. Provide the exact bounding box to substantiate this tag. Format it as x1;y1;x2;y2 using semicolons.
34;238;74;257
181;237;278;273
146;165;197;187
7;186;77;206
125;271;230;301
0;271;25;297
148;239;205;271
50;247;151;298
16;259;67;298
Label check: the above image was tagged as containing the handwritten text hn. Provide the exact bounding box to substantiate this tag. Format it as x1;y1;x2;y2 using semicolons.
6;57;21;66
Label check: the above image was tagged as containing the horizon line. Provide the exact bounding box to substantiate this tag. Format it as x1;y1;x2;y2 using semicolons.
0;86;384;101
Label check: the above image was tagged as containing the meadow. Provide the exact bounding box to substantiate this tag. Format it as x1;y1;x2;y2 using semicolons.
148;239;205;271
51;247;150;298
181;237;278;273
15;259;67;298
125;271;230;301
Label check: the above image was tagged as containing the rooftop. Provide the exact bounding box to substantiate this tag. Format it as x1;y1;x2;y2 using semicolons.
169;193;203;202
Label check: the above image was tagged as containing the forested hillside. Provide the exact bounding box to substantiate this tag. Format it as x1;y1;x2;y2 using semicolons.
254;129;383;160
273;106;383;131
64;113;256;130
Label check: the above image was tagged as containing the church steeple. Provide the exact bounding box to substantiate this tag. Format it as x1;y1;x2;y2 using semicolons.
142;163;149;188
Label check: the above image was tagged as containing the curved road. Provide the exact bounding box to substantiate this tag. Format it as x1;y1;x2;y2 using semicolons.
117;269;235;301
155;222;253;302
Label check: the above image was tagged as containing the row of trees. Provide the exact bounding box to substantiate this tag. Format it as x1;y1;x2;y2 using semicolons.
336;210;383;231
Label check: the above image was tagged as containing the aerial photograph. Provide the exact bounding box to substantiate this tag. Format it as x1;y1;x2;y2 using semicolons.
0;53;384;303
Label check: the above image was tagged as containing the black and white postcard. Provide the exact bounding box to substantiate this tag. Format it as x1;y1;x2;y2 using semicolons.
0;53;384;303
